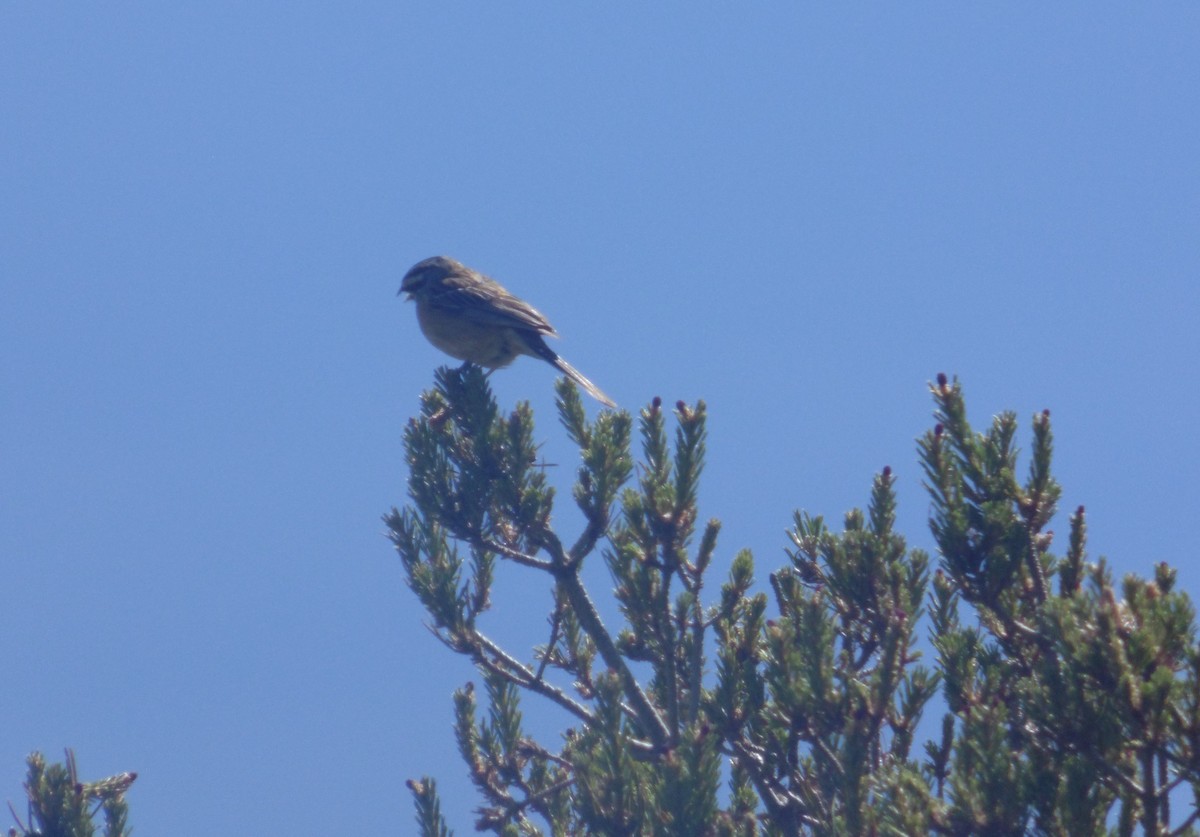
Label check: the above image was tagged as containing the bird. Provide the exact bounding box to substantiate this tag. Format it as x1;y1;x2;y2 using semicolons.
399;256;616;408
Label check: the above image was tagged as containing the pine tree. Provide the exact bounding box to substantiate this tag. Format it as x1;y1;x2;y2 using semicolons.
388;368;1200;835
9;750;135;837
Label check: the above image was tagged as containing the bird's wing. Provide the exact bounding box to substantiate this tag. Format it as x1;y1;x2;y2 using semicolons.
428;271;558;336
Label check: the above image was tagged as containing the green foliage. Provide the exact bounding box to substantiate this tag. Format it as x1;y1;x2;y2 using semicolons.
920;375;1200;835
389;368;1200;835
9;751;135;837
408;777;453;837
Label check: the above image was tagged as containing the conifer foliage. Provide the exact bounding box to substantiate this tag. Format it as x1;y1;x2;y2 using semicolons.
389;368;1200;835
8;750;135;837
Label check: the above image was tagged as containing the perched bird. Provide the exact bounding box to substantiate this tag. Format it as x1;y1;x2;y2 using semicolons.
399;256;616;408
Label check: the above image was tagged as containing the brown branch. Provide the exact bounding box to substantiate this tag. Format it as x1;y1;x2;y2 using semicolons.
539;532;671;750
725;739;815;835
479;537;554;572
473;632;594;725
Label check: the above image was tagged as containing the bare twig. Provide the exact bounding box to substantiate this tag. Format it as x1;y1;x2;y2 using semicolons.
540;533;671;750
473;632;595;726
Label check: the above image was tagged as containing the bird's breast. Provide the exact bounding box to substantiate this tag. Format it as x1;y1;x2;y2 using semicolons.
415;302;524;368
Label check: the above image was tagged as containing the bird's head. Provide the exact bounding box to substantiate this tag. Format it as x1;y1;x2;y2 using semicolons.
399;255;463;299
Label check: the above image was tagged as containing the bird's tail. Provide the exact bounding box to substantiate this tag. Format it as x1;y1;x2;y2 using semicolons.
523;333;616;408
551;355;617;408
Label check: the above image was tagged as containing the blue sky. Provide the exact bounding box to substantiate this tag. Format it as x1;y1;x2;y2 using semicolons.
2;5;1197;833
